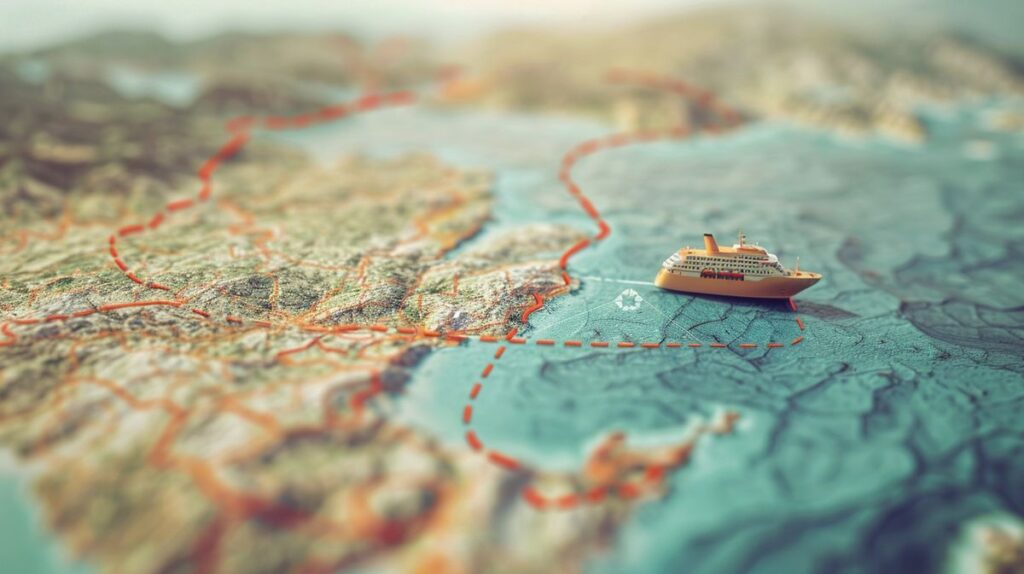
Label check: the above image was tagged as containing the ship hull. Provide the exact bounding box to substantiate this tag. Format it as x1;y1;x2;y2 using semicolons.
654;270;820;299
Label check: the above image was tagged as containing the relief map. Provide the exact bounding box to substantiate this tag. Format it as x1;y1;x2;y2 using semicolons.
1;4;1023;573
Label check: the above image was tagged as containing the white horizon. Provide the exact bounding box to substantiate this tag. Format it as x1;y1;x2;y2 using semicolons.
1;0;1021;54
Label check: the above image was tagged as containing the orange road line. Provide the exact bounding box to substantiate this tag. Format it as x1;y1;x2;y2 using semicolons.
469;383;482;400
494;346;505;359
118;224;144;237
767;343;784;348
65;72;794;520
564;340;582;347
508;337;526;344
520;293;545;323
166;198;195;212
219;399;281;435
536;339;555;346
796;318;805;330
349;371;383;417
577;140;600;155
578;197;599;219
666;342;682;348
618;342;636;348
315;105;348;121
198;133;249;181
586;487;607;504
689;343;702;348
8;92;525;545
555;493;580;509
522;486;548;509
95;90;415;306
225;115;253;132
645;465;666;483
558;239;591;270
262;116;290;130
710;343;727;348
739;343;757;348
322;322;360;334
481;364;493;378
97;300;182;312
462;405;473;424
791;336;804;346
617;483;642;500
640;342;661;349
479;335;498;343
465;431;483;451
608;133;631;146
274;338;319;361
591;341;609;348
487;451;520;471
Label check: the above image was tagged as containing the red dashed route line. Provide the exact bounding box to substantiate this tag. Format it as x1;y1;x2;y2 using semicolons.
1;77;809;352
0;71;813;515
0;300;187;349
461;337;741;510
458;71;810;511
0;90;419;346
0;64;808;574
107;90;416;292
0;297;807;351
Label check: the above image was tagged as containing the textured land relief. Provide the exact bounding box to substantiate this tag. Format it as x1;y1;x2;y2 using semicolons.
2;12;1024;574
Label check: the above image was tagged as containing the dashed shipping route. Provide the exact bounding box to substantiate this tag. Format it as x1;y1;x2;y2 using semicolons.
0;66;811;570
454;69;807;509
4;12;1024;574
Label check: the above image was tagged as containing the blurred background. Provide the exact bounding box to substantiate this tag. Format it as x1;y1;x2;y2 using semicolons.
2;0;1024;54
2;2;1023;574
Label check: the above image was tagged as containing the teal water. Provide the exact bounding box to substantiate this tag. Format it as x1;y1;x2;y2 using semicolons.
0;466;92;574
104;67;201;106
275;100;1024;572
7;55;1022;573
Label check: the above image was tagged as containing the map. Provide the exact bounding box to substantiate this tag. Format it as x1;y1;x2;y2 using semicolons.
1;3;1023;573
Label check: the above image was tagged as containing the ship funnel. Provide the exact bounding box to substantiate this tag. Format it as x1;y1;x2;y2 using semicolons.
703;233;720;254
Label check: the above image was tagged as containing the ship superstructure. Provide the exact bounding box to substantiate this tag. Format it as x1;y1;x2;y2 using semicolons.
654;232;820;299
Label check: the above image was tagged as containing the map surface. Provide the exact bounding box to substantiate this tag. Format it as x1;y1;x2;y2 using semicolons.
1;5;1023;573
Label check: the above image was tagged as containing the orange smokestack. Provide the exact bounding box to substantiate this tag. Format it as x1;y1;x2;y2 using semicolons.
703;233;720;254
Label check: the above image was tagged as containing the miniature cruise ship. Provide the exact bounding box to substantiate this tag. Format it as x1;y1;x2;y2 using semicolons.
654;232;821;299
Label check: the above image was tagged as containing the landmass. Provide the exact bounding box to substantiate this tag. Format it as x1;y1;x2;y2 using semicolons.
1;4;1023;573
0;57;729;572
452;5;1024;142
